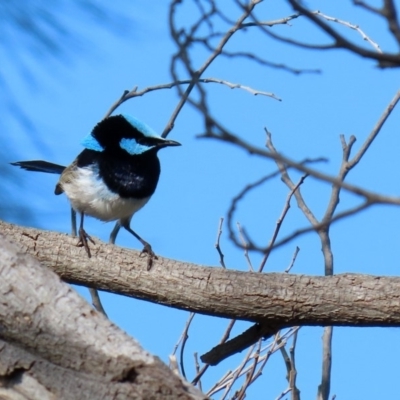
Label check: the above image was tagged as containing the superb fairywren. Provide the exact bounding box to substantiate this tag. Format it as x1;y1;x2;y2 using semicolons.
12;114;181;266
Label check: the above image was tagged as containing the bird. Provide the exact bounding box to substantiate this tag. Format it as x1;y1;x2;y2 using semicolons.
12;114;181;268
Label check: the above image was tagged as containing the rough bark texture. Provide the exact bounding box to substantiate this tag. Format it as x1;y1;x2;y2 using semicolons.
2;220;400;327
0;227;206;400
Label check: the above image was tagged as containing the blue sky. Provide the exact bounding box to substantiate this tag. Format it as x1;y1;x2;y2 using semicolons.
2;1;400;399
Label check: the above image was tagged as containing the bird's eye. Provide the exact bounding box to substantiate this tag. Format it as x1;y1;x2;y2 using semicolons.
137;137;157;147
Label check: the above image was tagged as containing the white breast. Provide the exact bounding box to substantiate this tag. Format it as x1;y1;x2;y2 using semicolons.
60;166;150;222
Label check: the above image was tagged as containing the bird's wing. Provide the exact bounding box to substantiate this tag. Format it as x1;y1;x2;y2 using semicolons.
55;158;80;195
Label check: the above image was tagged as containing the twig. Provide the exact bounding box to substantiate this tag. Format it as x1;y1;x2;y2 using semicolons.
88;288;108;317
279;335;292;380
258;175;307;272
355;0;400;46
251;328;298;383
237;222;253;271
202;123;400;205
218;344;255;400
202;77;281;100
192;319;237;385
235;340;261;400
317;327;333;400
225;159;324;253
166;0;264;137
171;312;196;379
285;246;300;273
275;328;300;400
287;0;400;67
312;10;382;52
103;77;279;121
240;13;300;28
275;388;292;400
193;353;202;392
205;328;299;397
349;88;400;167
198;43;321;75
288;330;300;400
259;200;372;251
215;217;226;268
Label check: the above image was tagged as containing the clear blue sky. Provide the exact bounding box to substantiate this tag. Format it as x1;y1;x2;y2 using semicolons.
2;1;400;399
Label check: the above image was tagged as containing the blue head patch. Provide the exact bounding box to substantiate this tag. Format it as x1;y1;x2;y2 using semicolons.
120;114;163;155
122;114;159;138
81;134;104;152
119;138;155;155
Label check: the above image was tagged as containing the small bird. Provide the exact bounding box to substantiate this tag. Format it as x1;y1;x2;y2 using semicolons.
12;114;180;267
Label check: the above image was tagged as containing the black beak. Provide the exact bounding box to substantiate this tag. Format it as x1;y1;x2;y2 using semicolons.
158;139;181;148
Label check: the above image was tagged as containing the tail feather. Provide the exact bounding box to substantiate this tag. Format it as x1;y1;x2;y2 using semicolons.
11;160;65;175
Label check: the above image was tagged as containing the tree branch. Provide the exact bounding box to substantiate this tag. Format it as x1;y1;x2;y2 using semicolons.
0;227;206;400
3;220;400;328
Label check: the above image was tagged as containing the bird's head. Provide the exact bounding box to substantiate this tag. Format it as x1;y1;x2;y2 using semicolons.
81;114;181;155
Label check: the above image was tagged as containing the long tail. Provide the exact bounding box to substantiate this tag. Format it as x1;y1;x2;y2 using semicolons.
11;160;66;175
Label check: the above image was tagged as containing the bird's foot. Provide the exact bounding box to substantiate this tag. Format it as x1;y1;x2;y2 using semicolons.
77;228;95;258
140;243;158;270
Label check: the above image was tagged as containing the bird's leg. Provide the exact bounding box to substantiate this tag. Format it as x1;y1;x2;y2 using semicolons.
73;212;106;317
109;221;121;244
77;212;95;258
71;208;77;238
122;222;158;270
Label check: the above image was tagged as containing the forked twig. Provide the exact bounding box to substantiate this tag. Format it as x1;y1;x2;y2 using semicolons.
171;312;196;379
258;175;307;272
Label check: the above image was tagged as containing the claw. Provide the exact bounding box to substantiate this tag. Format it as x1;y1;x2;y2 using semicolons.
77;227;95;258
140;243;158;270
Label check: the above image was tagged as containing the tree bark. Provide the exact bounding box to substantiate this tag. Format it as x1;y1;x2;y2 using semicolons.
0;225;206;400
2;220;400;327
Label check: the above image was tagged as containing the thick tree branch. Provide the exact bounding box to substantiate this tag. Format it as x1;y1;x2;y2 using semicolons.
3;220;400;328
0;228;206;400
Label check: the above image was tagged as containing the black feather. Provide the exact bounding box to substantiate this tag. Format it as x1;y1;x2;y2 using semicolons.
76;148;161;199
11;160;65;174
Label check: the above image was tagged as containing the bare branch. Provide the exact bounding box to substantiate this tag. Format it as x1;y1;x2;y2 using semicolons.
202;77;281;100
198;39;320;75
215;217;226;268
166;0;264;137
349;87;400;167
235;340;261;400
287;0;400;67
258;175;307;272
382;0;400;46
237;222;254;271
317;327;333;400
312;10;382;52
240;13;300;28
88;287;108;317
172;312;196;379
193;353;203;393
103;77;275;121
285;247;300;273
200;123;400;205
180;313;196;379
219;344;255;400
192;319;237;386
